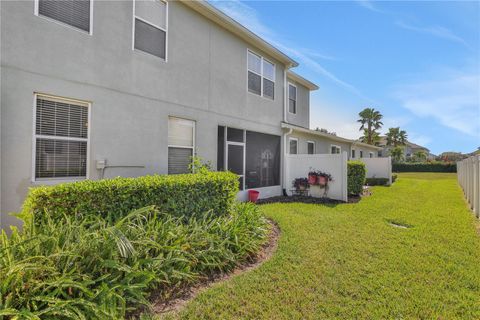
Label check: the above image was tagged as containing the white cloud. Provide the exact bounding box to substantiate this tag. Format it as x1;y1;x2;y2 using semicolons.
393;70;480;137
209;0;369;101
355;0;383;13
396;20;470;48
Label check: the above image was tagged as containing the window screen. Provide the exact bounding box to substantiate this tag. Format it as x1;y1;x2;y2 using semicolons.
217;126;225;171
227;144;244;175
168;117;194;174
307;142;314;155
288;84;297;114
245;131;280;189
134;0;167;59
289;139;298;154
35;95;89;179
38;0;91;33
227;127;244;143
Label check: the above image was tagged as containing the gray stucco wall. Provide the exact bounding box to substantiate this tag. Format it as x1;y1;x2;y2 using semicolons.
286;79;310;128
0;0;288;228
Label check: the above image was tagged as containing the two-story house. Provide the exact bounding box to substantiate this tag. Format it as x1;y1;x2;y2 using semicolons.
0;0;381;229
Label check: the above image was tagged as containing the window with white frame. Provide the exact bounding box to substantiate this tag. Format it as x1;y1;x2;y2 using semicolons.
134;0;167;59
247;50;275;99
331;145;341;154
289;138;298;154
168;117;195;174
307;141;315;154
360;150;363;158
34;94;89;180
35;0;92;34
351;149;356;159
288;83;297;114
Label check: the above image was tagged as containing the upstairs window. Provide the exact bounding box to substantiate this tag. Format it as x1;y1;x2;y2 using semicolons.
168;117;195;174
288;83;297;114
307;141;315;154
351;149;356;158
134;0;167;60
331;145;341;154
360;150;364;158
35;0;92;34
34;94;89;180
247;50;275;99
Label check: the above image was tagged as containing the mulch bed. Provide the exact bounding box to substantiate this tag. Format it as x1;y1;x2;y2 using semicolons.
256;195;361;205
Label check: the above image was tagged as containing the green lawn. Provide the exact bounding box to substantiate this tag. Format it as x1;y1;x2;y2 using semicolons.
166;173;480;319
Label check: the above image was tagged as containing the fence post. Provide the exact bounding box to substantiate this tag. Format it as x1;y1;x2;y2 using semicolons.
342;151;348;202
474;156;479;218
388;156;392;185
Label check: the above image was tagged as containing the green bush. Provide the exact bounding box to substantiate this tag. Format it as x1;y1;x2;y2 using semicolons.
392;162;456;173
348;161;366;195
0;203;269;319
22;171;239;226
392;174;398;183
365;177;389;186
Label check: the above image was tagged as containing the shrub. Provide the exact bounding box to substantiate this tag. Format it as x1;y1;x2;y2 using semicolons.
365;177;389;186
392;162;456;173
22;171;239;226
0;203;269;319
348;161;366;195
392;174;398;183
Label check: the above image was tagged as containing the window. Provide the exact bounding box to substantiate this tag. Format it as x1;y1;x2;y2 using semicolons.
369;152;374;158
35;0;93;34
247;50;275;99
217;126;280;190
289;138;298;154
331;145;341;154
134;0;167;59
378;151;382;157
168;117;194;174
351;149;356;159
288;83;297;114
34;94;89;180
360;150;363;158
307;141;315;154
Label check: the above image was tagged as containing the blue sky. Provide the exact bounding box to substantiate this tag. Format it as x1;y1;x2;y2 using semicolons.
210;0;480;155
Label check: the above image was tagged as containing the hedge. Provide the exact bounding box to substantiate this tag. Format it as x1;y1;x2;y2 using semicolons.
22;171;239;225
348;161;366;195
393;162;456;173
365;177;390;186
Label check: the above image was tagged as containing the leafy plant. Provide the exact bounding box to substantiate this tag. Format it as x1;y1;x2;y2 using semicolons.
347;161;366;195
358;108;383;145
293;178;309;190
389;146;404;163
386;127;408;147
189;155;213;174
393;162;456;172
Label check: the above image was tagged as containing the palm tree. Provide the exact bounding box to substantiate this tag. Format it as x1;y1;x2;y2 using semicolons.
359;129;381;145
389;146;404;163
386;127;407;147
413;151;427;162
357;108;383;145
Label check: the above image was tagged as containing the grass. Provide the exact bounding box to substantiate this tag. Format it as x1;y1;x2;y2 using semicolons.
167;173;480;319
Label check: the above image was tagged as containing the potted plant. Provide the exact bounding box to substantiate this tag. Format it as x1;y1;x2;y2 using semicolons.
308;170;318;185
317;171;333;187
293;178;309;191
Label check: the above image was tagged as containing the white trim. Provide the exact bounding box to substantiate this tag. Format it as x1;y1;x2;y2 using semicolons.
330;144;341;154
32;93;91;183
247;49;275;100
287;82;297;114
307;141;315;154
289;137;298;154
34;0;94;36
132;0;168;61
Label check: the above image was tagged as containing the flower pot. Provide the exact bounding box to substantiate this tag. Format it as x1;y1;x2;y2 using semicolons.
308;174;317;185
248;190;260;203
318;176;327;186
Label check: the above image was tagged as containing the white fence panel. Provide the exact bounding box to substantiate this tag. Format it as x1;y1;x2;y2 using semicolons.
457;155;480;218
360;156;392;185
285;152;348;202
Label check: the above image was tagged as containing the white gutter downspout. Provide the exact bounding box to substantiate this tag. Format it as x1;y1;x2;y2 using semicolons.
282;127;293;194
283;68;287;122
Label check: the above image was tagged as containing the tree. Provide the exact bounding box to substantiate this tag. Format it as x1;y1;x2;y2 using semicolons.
359;129;381;145
413;151;427;162
357;108;383;145
389;146;404;163
386;127;407;147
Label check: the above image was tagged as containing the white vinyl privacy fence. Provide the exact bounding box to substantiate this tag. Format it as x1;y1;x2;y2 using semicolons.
285;152;348;201
360;156;392;185
457;155;480;218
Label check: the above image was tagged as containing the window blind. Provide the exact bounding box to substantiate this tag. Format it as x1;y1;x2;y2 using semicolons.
38;0;91;32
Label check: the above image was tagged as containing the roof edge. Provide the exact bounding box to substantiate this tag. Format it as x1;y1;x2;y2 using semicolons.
180;0;298;68
287;71;319;91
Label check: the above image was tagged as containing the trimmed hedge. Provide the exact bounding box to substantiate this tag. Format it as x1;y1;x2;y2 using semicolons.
348;161;366;195
365;177;389;186
22;171;239;225
393;162;456;173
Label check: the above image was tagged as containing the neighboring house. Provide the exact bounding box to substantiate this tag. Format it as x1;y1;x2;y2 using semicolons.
378;137;431;160
0;0;381;229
